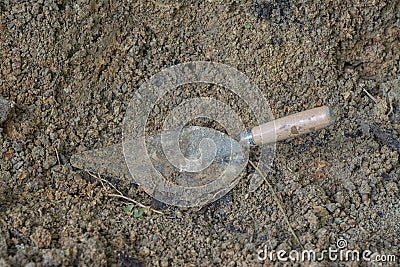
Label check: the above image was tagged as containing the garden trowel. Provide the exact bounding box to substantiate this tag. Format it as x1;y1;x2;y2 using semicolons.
71;106;334;206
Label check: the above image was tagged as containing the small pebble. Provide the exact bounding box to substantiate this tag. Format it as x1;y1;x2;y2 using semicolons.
0;97;12;124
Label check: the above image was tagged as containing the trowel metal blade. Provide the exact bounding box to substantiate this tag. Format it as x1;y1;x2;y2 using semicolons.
70;126;245;181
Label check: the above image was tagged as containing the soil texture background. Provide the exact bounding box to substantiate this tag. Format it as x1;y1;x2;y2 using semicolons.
0;0;399;266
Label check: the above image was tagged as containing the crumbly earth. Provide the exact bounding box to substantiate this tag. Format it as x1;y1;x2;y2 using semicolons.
0;0;399;266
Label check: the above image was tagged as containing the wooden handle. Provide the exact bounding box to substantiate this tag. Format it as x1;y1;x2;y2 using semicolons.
251;106;334;145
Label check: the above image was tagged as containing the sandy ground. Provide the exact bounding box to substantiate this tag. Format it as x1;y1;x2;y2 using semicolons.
0;0;399;266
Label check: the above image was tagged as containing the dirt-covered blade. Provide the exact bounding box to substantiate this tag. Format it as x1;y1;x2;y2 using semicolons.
70;126;246;181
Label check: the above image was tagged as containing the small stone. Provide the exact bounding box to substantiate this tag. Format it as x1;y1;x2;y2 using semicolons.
359;180;371;195
325;203;337;213
306;210;319;228
343;91;351;100
59;153;68;165
317;160;327;169
374;97;390;122
30;226;52;248
360;121;370;135
17;170;29;180
0;97;12;124
314;205;329;217
343;180;356;191
0;221;9;256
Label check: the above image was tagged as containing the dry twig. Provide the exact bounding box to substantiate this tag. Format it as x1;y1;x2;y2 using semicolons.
54;146;61;166
362;87;377;103
86;171;164;215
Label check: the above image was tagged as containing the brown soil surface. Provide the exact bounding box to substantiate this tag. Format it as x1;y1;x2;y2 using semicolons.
0;0;399;266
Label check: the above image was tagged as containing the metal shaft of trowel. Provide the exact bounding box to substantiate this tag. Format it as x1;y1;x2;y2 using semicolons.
240;106;334;146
